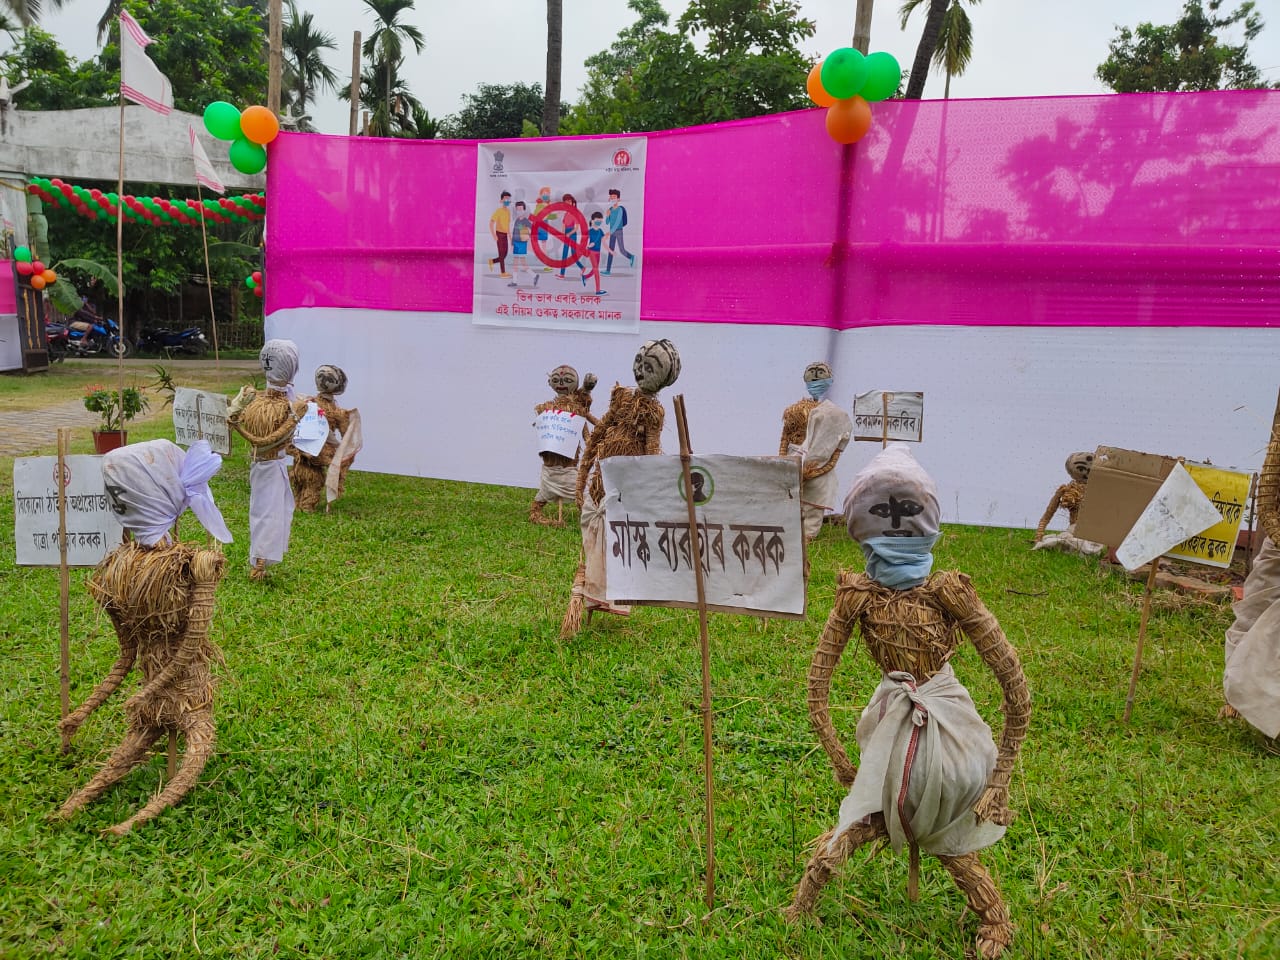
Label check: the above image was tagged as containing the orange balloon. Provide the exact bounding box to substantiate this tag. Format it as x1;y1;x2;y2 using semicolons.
240;105;280;146
42;269;56;284
30;274;46;290
807;62;837;107
825;96;873;144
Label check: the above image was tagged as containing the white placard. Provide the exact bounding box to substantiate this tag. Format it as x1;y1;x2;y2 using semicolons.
14;456;122;567
853;390;924;442
1115;463;1224;571
173;387;230;455
534;409;587;459
292;402;327;457
601;454;805;618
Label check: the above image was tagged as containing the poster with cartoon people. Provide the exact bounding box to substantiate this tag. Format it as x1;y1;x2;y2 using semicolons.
472;138;646;334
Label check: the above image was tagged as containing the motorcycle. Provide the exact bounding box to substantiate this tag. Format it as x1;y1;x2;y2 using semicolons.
44;321;69;362
64;309;131;359
135;326;210;357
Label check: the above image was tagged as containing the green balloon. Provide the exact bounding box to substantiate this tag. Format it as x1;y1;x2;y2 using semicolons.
13;245;31;262
229;138;267;175
245;274;256;290
203;101;243;141
860;52;902;103
820;47;868;100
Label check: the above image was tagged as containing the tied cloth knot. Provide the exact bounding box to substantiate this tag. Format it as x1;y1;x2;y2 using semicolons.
887;671;930;727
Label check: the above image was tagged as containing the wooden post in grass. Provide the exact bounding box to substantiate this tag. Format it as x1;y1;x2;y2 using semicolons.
1123;558;1161;724
673;395;716;912
1245;472;1259;578
881;391;889;449
57;429;71;748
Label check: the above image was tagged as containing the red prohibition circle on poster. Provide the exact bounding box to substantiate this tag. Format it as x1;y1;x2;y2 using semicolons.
528;201;591;270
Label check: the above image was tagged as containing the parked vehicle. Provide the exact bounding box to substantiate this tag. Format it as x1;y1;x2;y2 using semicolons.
135;326;210;357
64;307;131;358
44;321;69;362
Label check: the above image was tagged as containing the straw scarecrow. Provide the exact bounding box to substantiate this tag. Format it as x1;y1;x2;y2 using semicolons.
560;339;680;638
780;361;852;542
1032;451;1103;556
57;439;233;835
289;364;363;513
228;340;309;579
531;365;598;527
786;445;1031;959
1222;388;1280;737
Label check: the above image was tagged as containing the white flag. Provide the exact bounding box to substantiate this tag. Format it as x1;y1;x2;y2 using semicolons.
119;11;173;115
188;124;225;194
1115;463;1223;571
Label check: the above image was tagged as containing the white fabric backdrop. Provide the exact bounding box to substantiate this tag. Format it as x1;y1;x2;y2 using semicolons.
267;307;1279;530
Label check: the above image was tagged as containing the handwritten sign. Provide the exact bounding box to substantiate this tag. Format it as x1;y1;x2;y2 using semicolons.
853;391;924;443
1115;463;1222;571
601;454;805;618
534;409;587;459
14;455;122;566
173;387;230;455
292;402;327;457
1165;462;1251;568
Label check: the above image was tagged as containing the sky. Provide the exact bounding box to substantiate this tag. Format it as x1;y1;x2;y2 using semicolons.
32;0;1280;136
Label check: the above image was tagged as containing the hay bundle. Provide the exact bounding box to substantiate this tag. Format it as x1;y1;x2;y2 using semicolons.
576;386;664;504
58;541;226;835
230;390;302;460
779;398;818;455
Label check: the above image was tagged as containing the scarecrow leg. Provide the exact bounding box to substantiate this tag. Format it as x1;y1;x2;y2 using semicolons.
105;711;215;836
938;851;1013;959
785;813;887;921
58;723;163;818
59;637;136;743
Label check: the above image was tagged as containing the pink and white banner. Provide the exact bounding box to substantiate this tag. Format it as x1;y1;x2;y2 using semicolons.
265;91;1280;529
473;138;645;333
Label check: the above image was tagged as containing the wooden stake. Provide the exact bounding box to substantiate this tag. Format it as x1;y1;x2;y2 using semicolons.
1245;472;1259;578
673;395;715;913
349;32;362;137
57;429;71;749
881;391;890;449
1123;558;1161;724
115;98;127;422
267;0;283;115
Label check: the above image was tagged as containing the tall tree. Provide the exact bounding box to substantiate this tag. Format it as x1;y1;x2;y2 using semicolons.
900;0;948;99
1097;0;1274;93
900;0;979;99
338;56;422;136
566;0;813;134
1;26;112;108
361;0;424;126
283;0;338;130
441;81;547;139
3;0;68;27
541;0;561;135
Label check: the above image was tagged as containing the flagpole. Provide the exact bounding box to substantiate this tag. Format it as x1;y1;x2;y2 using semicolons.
195;182;221;376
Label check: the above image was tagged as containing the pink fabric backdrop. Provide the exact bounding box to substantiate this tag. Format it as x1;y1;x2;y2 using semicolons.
266;90;1280;328
0;262;15;315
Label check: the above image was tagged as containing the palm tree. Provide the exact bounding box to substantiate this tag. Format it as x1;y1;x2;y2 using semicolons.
338;57;422;137
283;0;338;129
5;0;68;27
900;0;979;99
361;0;424;125
542;0;561;135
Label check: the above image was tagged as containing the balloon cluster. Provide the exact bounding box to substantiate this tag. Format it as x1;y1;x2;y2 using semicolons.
12;246;57;290
806;48;902;144
245;270;263;299
203;102;279;175
26;178;265;228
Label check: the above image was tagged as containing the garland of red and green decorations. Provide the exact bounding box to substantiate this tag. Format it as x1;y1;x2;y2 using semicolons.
26;177;264;227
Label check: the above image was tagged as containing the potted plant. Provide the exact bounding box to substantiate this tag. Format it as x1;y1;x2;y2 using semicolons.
83;384;148;453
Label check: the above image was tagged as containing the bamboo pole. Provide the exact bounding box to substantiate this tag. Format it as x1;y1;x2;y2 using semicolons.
349;32;362;137
115;99;126;425
673;395;715;913
57;429;71;749
881;391;889;449
195;183;221;374
1123;558;1161;724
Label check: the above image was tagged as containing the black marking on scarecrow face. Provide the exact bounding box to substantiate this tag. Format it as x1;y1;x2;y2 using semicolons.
104;482;128;515
1067;452;1094;482
869;495;925;536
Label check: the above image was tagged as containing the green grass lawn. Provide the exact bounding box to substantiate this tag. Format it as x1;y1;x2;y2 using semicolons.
1;377;1277;959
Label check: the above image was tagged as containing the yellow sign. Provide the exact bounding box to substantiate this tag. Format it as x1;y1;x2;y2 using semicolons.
1165;462;1251;568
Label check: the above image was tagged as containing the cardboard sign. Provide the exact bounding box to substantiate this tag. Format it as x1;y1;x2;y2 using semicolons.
534;409;587;459
1074;446;1179;548
852;391;924;442
292;402;327;457
172;387;231;455
13;455;122;566
1165;462;1252;568
601;454;806;618
1115;463;1223;571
